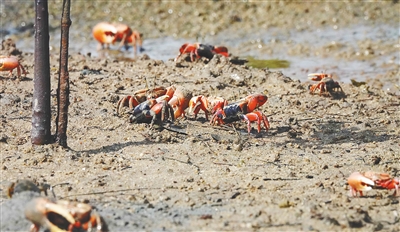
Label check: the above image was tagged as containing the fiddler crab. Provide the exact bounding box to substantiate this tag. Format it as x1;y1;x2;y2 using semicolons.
92;22;144;56
189;93;270;134
308;73;343;96
25;197;108;232
0;55;28;78
175;43;229;62
348;171;399;197
117;86;192;125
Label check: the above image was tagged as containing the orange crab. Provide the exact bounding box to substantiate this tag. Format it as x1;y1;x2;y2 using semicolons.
0;55;28;78
348;171;399;197
92;22;144;55
211;93;270;134
189;95;228;120
308;73;343;96
25;197;108;232
175;43;229;62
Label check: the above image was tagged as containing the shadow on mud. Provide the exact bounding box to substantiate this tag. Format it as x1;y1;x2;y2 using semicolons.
70;140;151;155
273;119;396;149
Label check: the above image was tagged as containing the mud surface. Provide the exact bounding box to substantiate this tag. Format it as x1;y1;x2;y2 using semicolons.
1;1;400;231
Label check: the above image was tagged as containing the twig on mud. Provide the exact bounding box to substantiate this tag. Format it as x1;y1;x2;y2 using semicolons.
255;158;281;167
204;141;218;155
212;162;234;166
161;125;188;135
163;156;200;173
58;187;163;199
262;177;300;181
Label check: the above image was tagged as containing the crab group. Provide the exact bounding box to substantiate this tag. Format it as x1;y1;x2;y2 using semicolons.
118;85;192;126
118;88;270;134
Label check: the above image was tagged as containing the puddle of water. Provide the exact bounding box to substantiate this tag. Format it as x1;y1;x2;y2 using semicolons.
7;22;399;87
213;24;399;83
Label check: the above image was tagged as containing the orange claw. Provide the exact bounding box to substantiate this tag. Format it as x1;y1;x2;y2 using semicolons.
348;172;375;197
242;93;268;113
167;86;192;119
0;56;28;78
189;95;210;120
212;46;229;57
92;22;118;50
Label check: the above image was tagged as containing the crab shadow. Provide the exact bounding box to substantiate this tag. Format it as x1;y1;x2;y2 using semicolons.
69;139;151;155
271;120;396;149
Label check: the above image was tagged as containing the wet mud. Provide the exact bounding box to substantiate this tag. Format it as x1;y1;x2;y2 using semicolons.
1;1;399;231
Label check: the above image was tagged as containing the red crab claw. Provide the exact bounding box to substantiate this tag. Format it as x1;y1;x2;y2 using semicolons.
212;46;229;57
175;43;200;62
242;93;268;113
308;73;331;82
347;172;375;197
210;108;226;126
240;111;270;134
364;172;399;196
189;95;210;120
92;22;117;50
25;197;76;232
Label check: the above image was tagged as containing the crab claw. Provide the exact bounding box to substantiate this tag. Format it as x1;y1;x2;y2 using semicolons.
92;22;117;50
189;95;210;120
168;87;192;119
307;73;331;81
243;93;268;113
348;172;375;197
25;197;76;232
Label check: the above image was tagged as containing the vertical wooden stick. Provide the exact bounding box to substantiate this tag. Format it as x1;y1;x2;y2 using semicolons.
56;0;71;147
31;0;52;145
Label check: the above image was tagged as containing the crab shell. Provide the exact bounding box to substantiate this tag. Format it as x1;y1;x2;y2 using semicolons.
25;197;107;232
25;197;76;232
